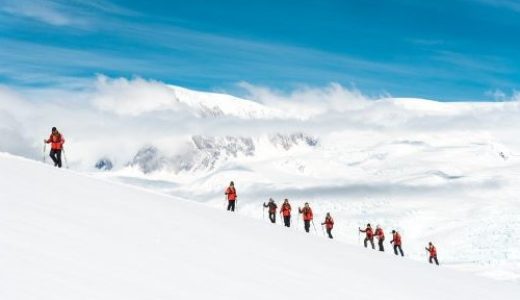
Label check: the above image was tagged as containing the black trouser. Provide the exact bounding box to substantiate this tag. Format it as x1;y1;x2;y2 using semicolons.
378;237;385;252
429;256;439;265
304;220;310;233
393;245;404;256
364;238;375;249
49;149;62;168
283;216;291;227
268;212;276;223
326;228;333;239
227;200;235;212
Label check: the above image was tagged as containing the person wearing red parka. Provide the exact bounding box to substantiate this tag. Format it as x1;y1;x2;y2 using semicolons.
359;224;375;249
390;230;404;256
225;181;237;212
44;127;65;168
280;199;292;227
298;202;313;233
374;225;385;252
321;212;334;239
426;242;439;265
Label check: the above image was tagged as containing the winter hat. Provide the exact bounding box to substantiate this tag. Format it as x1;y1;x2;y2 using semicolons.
52;127;57;131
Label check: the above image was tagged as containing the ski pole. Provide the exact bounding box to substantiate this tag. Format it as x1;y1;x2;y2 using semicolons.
263;205;265;220
62;148;69;169
321;224;325;236
42;142;46;163
312;220;317;233
358;227;361;245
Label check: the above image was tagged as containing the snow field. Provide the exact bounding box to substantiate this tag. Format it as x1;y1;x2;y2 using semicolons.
1;153;519;299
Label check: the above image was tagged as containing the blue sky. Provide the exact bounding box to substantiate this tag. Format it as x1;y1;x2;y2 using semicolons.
0;0;519;101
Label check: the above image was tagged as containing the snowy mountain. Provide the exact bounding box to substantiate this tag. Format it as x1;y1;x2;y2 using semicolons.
1;77;520;282
1;153;519;299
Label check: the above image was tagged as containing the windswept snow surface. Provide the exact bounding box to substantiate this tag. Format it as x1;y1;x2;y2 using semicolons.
0;153;519;299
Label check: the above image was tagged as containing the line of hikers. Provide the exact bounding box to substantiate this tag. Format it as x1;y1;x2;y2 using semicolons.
225;181;440;265
42;128;440;266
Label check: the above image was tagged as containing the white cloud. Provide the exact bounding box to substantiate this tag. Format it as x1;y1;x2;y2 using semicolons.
0;0;132;27
91;76;185;116
486;89;507;101
237;82;372;119
486;89;520;102
1;0;82;26
1;75;520;171
475;0;520;12
512;90;520;101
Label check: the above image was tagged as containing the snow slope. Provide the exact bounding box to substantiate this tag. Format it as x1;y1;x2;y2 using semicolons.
104;128;520;282
1;153;519;299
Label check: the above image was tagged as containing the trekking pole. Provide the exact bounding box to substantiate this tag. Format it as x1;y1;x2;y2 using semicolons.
321;224;325;236
42;142;46;163
263;205;265;220
358;227;361;245
312;220;317;234
62;148;69;169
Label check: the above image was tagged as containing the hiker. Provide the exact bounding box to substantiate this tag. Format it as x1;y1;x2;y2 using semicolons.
425;242;439;265
224;181;237;212
44;127;65;168
359;224;375;249
374;225;385;252
321;213;334;239
280;199;292;227
298;202;314;233
263;198;278;223
390;230;404;256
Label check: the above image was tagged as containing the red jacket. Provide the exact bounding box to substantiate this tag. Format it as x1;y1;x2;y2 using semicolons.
391;232;402;246
360;227;374;239
46;132;65;150
280;203;291;217
323;217;334;229
300;207;313;221
427;245;437;257
375;228;385;240
225;187;236;201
